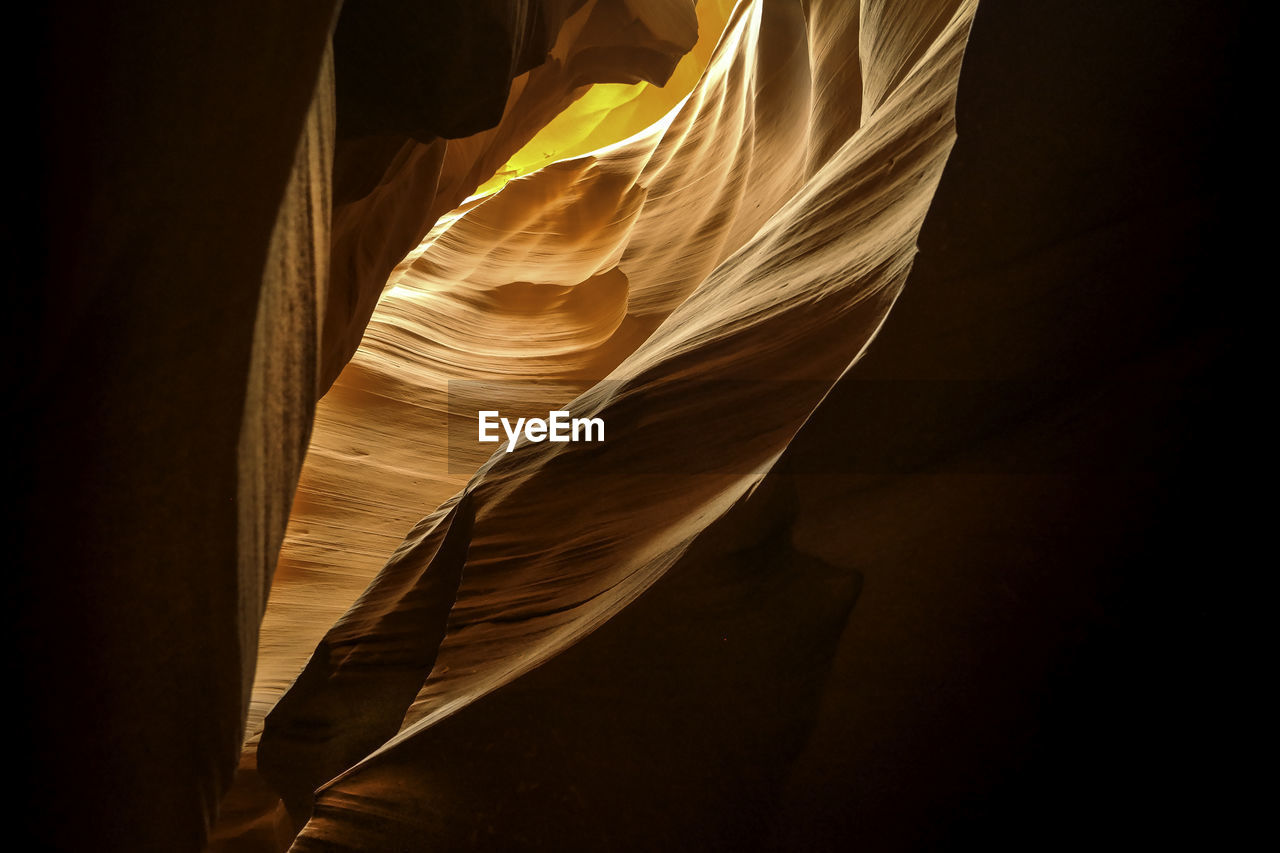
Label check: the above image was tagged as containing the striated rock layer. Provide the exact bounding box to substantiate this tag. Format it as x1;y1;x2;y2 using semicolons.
234;0;982;848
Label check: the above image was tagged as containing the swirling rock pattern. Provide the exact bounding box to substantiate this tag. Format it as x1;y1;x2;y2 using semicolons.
244;0;980;848
20;0;1241;849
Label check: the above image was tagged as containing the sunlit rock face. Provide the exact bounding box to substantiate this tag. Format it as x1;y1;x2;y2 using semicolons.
233;0;981;848
240;2;733;768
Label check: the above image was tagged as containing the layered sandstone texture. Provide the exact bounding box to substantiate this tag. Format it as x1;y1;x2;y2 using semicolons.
239;0;982;848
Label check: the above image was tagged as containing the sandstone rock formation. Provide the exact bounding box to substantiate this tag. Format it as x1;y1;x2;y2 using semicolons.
19;0;1241;850
242;0;981;846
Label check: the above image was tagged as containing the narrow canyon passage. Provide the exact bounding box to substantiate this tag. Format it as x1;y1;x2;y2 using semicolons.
19;1;1241;851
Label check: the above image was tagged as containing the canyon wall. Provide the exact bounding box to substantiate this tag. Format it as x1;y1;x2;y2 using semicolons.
20;4;339;849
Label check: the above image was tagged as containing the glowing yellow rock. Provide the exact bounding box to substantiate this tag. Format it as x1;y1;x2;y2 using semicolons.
476;0;736;196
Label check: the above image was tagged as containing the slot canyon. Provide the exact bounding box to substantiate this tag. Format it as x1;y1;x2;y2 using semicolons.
18;1;1242;850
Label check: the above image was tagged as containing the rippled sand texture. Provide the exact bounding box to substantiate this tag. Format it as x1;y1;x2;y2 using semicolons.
230;0;982;848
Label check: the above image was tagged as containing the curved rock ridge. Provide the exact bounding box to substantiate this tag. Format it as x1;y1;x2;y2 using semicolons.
243;0;801;777
240;0;980;846
213;3;716;845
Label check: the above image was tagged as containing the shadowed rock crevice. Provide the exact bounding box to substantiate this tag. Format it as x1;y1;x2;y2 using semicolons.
258;492;475;829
